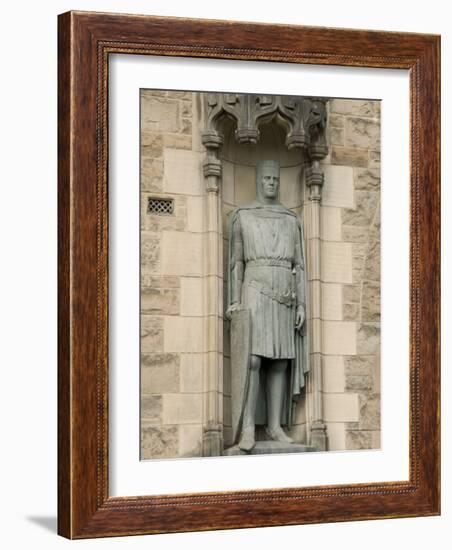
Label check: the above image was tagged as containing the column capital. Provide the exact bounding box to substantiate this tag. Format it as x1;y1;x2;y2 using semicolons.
306;161;325;202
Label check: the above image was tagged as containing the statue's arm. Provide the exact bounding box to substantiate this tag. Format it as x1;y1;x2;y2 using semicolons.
227;212;244;317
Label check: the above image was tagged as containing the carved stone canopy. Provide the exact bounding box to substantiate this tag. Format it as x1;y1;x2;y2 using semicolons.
201;93;329;199
202;93;328;155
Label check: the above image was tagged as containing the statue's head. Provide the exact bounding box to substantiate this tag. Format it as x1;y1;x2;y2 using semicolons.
256;160;280;202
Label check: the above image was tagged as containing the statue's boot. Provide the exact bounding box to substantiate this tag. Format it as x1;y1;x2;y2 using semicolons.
265;426;294;444
238;427;256;452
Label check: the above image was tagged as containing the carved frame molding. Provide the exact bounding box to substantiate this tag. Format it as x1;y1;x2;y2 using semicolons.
58;11;440;538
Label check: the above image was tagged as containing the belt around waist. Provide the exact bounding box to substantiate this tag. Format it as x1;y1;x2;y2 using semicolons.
246;259;292;269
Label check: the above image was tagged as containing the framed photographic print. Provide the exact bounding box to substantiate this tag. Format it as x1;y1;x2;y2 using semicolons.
58;11;440;538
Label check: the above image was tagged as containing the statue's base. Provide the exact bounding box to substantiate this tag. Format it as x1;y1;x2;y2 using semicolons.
223;441;317;456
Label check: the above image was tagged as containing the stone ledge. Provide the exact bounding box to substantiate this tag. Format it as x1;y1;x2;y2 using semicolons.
223;441;317;456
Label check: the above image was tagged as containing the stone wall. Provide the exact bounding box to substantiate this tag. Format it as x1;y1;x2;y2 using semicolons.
320;99;381;450
140;90;207;459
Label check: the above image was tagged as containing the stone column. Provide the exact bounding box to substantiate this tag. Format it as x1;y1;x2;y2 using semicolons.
201;130;224;456
305;156;327;451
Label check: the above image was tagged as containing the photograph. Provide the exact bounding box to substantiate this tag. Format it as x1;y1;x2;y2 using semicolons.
139;90;381;460
52;7;441;539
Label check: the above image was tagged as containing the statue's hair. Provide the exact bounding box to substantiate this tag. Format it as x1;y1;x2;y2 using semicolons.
256;160;280;185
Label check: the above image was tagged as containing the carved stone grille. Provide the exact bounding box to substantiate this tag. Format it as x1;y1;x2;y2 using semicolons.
147;197;174;215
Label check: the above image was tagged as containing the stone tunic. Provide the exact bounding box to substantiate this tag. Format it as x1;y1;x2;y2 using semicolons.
229;204;305;359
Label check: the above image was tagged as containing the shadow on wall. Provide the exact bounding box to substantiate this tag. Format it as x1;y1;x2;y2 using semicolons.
25;516;57;534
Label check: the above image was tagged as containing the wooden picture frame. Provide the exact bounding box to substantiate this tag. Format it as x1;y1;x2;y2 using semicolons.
58;10;440;538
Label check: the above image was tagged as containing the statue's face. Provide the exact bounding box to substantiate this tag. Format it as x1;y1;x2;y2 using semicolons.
259;167;280;199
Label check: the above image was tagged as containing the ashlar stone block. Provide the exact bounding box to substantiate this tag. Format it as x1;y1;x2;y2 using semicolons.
343;284;360;304
141;316;164;352
330;99;380;118
345;429;373;450
141;232;160;274
186;195;205;233
329;113;344;128
329;126;345;146
141;286;180;316
331;146;368;168
141;423;178;459
344;356;378;394
322;283;343;321
321;207;342;241
164;149;203;196
141;395;162;423
141;96;180;133
322;321;357;355
363;235;381;282
179;424;203;457
163;316;204;352
372;431;381;449
141;275;179;288
141;133;164;159
141;353;180;394
181;118;192;135
342;225;369;243
162;393;203;424
343;302;360;321
361;280;381;322
161;231;203;276
180;353;204;393
321;165;354;208
345;374;373;392
325;422;346;450
369;150;381;167
359;394;381;430
167;91;193;100
345;117;380;150
357;323;380;355
323;355;345;393
321;242;353;283
324;393;359;422
181;100;193;118
180;277;203;318
342;191;379;227
141;158;164;192
354;167;381;190
163;134;192;150
351;242;367;284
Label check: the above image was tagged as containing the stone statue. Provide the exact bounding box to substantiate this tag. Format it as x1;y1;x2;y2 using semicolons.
226;160;310;452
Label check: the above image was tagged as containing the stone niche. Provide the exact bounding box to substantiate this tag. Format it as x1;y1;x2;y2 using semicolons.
219;117;307;447
201;93;330;455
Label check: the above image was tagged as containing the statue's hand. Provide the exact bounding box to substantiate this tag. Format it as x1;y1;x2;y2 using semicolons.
226;302;241;320
295;305;305;331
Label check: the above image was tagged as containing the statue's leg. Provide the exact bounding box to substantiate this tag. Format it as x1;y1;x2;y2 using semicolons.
238;354;261;451
266;360;294;444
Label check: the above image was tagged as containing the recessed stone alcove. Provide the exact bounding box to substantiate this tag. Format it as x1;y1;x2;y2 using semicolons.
218;117;308;448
